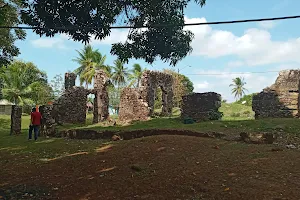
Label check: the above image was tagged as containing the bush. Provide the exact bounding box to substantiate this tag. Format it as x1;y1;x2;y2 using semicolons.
236;94;256;106
183;118;195;124
230;112;241;117
243;110;251;115
208;110;223;120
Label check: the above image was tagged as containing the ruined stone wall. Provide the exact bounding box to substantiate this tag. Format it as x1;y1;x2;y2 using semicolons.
181;92;222;121
10;105;22;135
140;70;174;116
39;105;56;136
252;70;300;119
64;73;76;90
55;87;89;124
118;88;150;122
93;70;109;123
119;70;174;122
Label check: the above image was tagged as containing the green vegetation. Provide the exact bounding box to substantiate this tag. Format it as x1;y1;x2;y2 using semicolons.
0;61;53;107
21;0;207;66
0;0;26;66
229;77;248;100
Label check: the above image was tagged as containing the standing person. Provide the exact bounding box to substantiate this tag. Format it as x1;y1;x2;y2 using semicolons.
28;108;34;140
29;107;42;141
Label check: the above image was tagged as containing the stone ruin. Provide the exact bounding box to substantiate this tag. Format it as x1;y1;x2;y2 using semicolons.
39;105;56;136
54;70;110;124
10;105;22;135
253;70;300;119
181;92;222;121
119;70;174;122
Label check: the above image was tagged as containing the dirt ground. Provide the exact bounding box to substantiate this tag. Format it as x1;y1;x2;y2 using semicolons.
1;135;300;200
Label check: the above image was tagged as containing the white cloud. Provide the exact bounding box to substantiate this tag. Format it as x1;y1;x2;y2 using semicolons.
31;36;67;49
257;21;276;29
184;17;300;66
196;81;210;89
227;61;244;68
90;30;128;45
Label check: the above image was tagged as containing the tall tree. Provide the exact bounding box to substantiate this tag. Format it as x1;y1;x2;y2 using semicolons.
0;0;26;66
0;61;52;105
50;74;64;99
73;45;109;89
111;59;129;88
21;0;206;66
128;64;146;88
229;77;248;100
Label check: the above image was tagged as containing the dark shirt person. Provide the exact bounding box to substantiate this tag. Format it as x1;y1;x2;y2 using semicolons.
29;108;42;141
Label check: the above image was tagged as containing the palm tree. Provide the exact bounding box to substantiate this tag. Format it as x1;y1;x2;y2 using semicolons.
73;45;108;89
128;63;146;88
0;61;49;105
111;59;129;88
229;77;248;100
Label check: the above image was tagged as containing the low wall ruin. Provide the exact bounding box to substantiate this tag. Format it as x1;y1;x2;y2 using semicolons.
39;105;56;136
181;92;222;121
119;71;174;122
252;70;300;119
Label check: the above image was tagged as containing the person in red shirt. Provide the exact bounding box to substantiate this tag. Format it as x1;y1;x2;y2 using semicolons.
29;107;42;140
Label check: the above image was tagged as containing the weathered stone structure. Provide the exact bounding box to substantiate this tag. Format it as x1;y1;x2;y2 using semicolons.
93;70;110;123
55;86;89;124
54;70;110;124
119;70;174;122
253;70;300;119
10;105;22;135
118;88;150;121
64;73;76;90
181;92;222;121
39;105;56;136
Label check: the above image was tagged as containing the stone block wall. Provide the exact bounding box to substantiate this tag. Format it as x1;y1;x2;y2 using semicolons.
10;105;22;135
119;70;174;122
39;105;56;136
252;70;300;119
55;87;89;124
181;92;222;121
118;88;150;122
93;70;109;123
64;73;76;90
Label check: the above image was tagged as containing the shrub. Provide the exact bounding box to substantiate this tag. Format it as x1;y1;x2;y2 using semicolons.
208;110;224;120
230;112;241;117
243;110;251;115
236;93;256;106
183;118;195;124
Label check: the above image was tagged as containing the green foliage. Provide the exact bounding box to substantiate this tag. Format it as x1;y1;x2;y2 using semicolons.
230;112;241;118
220;102;254;120
73;45;108;88
236;93;255;106
208;110;223;120
181;75;194;94
128;64;146;88
50;74;64;100
111;59;129;87
183;118;195;124
21;0;206;66
0;61;53;105
229;77;248;100
0;0;26;66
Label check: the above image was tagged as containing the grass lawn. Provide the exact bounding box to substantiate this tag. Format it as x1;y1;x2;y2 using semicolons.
1;103;300;199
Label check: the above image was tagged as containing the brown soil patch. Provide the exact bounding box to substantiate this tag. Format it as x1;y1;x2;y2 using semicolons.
1;135;300;200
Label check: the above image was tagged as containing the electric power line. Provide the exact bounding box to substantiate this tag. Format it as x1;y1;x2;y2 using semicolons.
184;70;285;76
0;15;300;30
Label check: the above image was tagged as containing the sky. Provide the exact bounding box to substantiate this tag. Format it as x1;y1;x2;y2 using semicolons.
15;0;300;102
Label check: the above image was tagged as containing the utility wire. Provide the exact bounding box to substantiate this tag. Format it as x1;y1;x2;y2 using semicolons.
1;15;300;30
184;70;286;76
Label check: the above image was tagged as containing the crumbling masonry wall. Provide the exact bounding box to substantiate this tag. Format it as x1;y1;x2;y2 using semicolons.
93;70;109;123
54;71;110;124
253;70;300;119
64;73;76;90
10;105;22;135
181;92;222;121
119;71;174;122
39;105;56;136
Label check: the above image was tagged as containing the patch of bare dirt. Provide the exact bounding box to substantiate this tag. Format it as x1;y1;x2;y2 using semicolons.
1;135;300;200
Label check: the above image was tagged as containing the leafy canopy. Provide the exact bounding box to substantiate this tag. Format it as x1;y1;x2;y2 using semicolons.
0;0;26;66
21;0;206;66
229;77;248;100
